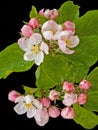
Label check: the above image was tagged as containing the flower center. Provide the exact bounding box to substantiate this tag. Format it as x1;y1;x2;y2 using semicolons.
65;39;70;46
51;29;56;35
31;45;40;53
25;102;33;108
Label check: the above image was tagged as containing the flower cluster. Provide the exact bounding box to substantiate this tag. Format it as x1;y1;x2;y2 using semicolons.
17;8;79;65
8;79;91;126
1;1;98;129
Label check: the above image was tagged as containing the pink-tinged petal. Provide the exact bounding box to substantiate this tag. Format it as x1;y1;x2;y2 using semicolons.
24;51;35;61
15;96;25;103
58;31;73;41
64;21;75;34
17;37;30;51
42;20;62;40
14;102;27;114
34;108;49;126
28;33;42;45
43;31;53;40
33;98;43;110
58;40;74;54
21;25;33;37
69;35;80;48
27;106;37;118
61;107;75;119
48;106;60;118
40;42;49;55
34;51;44;65
63;47;75;54
53;31;61;40
63;93;77;106
39;8;44;16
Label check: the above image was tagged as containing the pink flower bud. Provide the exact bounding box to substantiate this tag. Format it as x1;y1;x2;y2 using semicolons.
78;93;87;105
49;89;60;101
21;25;33;37
79;79;91;90
64;21;75;34
8;90;20;102
39;97;51;108
28;18;39;28
61;107;75;119
39;8;44;16
48;106;60;118
45;9;58;19
62;81;75;92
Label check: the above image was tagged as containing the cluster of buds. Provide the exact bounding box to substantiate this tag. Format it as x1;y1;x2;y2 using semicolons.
8;79;91;126
17;8;79;65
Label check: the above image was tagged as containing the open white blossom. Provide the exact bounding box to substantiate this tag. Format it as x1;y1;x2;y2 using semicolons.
42;19;62;40
18;33;49;65
14;95;42;118
58;31;79;54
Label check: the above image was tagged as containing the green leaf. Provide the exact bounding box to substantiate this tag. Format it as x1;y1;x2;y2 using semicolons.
87;67;98;91
36;54;69;89
36;54;89;89
56;1;79;24
0;43;34;79
84;91;98;111
23;85;37;95
75;10;98;37
29;6;38;18
73;104;98;129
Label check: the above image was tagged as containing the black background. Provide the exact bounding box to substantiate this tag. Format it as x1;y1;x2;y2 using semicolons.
0;0;98;129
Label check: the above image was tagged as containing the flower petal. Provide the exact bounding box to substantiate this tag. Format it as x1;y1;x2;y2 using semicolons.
28;33;42;45
15;96;25;103
43;31;53;40
14;102;27;114
27;106;37;118
17;37;30;51
34;51;44;65
69;35;80;48
24;51;35;61
33;98;42;110
34;108;49;126
40;42;49;55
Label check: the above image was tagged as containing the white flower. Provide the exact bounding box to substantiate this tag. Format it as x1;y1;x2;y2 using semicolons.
18;33;49;65
58;31;79;54
14;95;42;118
42;20;62;40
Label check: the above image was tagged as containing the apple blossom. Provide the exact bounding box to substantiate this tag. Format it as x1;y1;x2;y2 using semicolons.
14;95;42;118
58;30;79;54
18;33;49;65
42;19;62;40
